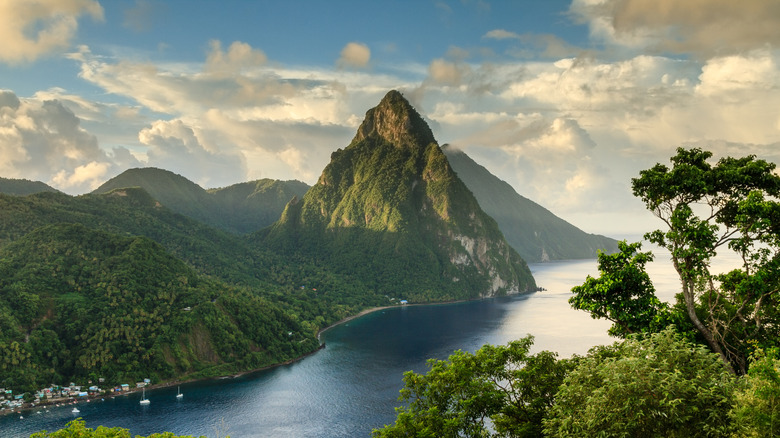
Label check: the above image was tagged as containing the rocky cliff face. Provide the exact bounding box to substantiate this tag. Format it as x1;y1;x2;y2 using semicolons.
352;90;436;149
267;90;535;300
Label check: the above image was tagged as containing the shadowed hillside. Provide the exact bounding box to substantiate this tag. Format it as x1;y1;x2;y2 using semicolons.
443;145;618;262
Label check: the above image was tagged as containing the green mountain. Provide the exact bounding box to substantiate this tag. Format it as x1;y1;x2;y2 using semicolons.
0;177;60;196
0;221;317;390
443;146;618;262
92;168;309;233
263;90;536;301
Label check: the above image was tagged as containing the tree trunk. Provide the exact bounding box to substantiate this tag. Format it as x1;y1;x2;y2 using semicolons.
673;259;736;375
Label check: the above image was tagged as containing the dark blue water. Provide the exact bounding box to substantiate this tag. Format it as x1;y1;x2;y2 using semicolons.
3;260;618;437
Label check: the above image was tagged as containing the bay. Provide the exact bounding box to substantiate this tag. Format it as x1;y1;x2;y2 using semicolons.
2;255;692;437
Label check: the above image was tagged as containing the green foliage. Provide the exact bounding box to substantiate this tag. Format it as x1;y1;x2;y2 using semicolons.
0;165;489;392
544;327;736;437
30;418;210;437
570;240;671;338
731;349;780;437
0;222;318;392
373;336;576;438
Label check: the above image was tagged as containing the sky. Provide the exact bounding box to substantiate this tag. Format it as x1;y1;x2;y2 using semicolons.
1;0;779;236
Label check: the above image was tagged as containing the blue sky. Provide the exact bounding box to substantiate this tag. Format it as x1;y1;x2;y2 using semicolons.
1;0;779;235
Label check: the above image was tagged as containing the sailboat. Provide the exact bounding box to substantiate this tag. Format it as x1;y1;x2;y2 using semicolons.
139;387;150;405
176;386;183;399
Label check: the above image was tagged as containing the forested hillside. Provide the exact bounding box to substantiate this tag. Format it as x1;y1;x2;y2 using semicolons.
0;222;318;392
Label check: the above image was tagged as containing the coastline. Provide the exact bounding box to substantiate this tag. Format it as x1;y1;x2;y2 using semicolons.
317;305;395;340
3;293;535;418
0;305;399;418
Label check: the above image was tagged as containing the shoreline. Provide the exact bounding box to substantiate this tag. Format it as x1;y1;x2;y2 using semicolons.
1;305;399;418
316;305;395;340
4;292;537;418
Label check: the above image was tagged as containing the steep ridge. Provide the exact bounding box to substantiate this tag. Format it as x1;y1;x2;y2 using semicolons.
263;90;536;301
443;146;618;262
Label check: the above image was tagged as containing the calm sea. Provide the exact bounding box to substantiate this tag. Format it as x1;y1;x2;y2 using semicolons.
1;253;703;437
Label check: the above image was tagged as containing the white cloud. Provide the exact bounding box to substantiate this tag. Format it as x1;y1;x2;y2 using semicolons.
63;42;398;187
71;44;323;117
448;115;608;213
414;42;780;235
0;89;133;193
338;42;371;69
138;119;246;188
0;0;103;64
696;50;779;99
51;161;111;191
504;55;696;114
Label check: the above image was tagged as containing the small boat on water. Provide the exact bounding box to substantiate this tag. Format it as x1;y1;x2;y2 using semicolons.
71;407;79;414
139;387;150;405
176;386;183;399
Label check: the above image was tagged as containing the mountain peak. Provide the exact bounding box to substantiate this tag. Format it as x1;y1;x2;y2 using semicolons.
268;90;536;299
352;90;435;148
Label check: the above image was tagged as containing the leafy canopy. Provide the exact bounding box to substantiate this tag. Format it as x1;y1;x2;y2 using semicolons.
372;336;576;438
731;349;780;437
544;327;736;438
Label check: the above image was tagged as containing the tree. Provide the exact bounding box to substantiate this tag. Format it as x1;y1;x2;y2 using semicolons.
596;147;780;375
543;327;736;437
570;240;670;338
372;336;576;438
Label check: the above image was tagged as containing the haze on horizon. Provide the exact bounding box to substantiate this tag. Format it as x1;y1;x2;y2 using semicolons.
1;0;778;236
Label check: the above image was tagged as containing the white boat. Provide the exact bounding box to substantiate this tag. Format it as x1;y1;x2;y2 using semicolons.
139;387;150;405
176;386;183;399
71;407;79;414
